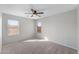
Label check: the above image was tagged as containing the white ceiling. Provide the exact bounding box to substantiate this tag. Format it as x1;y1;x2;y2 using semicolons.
0;4;78;19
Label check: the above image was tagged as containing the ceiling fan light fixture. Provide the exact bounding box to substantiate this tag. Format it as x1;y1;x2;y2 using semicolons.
25;8;44;17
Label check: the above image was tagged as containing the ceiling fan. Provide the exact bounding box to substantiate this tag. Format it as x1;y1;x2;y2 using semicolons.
25;9;44;17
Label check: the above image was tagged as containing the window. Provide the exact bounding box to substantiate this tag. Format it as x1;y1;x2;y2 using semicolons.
37;21;42;33
8;20;19;36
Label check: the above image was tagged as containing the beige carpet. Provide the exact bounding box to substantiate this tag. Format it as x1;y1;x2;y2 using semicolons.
2;41;77;54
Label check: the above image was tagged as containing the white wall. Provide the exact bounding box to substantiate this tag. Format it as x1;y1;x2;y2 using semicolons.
2;13;34;44
38;10;77;49
0;13;2;53
77;6;79;53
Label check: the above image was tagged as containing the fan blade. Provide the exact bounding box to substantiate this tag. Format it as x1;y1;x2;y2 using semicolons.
31;14;33;17
37;12;44;14
31;9;35;12
25;13;33;14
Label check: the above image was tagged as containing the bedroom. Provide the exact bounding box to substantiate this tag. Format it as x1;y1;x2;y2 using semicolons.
0;4;79;54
